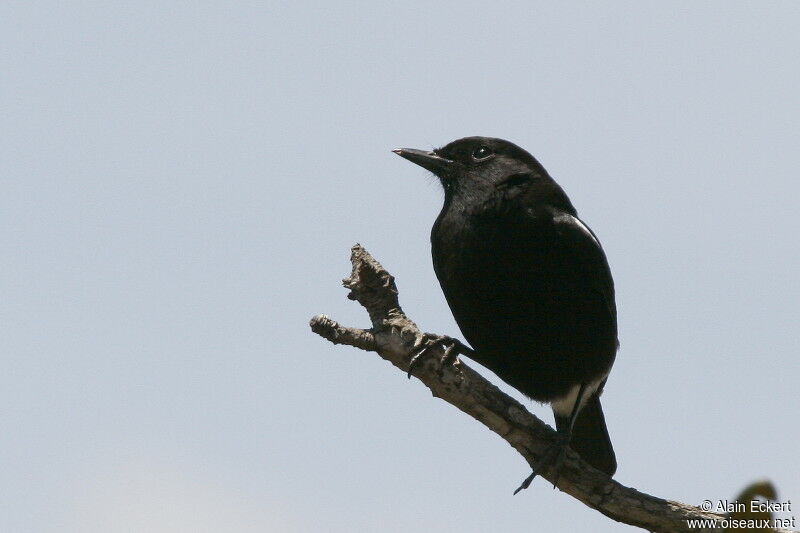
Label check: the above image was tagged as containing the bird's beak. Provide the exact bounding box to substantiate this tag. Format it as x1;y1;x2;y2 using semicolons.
392;148;453;174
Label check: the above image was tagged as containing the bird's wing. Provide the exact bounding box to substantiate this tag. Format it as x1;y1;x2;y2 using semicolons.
550;211;617;325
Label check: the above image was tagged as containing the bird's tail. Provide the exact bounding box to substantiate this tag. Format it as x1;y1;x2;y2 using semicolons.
556;395;617;476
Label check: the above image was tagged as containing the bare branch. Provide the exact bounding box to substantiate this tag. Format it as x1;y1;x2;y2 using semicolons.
309;314;376;352
309;244;795;533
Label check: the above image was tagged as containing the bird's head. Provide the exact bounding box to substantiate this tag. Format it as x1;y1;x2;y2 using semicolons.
393;136;573;213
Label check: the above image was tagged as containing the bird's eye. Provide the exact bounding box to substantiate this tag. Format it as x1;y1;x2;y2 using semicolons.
472;146;493;161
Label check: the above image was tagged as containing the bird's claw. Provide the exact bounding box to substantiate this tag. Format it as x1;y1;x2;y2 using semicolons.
513;470;538;495
513;436;569;494
406;334;469;379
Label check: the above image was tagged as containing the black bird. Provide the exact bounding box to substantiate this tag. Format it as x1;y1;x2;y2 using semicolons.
393;137;618;492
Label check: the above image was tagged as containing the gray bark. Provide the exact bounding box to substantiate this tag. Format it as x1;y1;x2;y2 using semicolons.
309;244;794;533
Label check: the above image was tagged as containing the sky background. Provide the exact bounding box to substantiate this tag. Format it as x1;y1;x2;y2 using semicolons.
2;2;799;532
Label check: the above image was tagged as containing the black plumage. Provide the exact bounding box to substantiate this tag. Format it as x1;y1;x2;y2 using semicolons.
394;137;618;489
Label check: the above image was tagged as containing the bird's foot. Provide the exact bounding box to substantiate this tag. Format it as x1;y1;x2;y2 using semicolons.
406;333;472;378
513;435;569;494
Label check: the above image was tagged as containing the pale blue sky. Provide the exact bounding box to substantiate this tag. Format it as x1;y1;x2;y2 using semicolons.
2;2;798;532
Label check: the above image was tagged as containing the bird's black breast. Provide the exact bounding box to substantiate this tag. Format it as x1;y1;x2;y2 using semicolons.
431;202;617;402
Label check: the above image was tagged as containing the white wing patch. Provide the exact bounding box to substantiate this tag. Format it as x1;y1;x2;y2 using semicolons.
554;212;600;247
